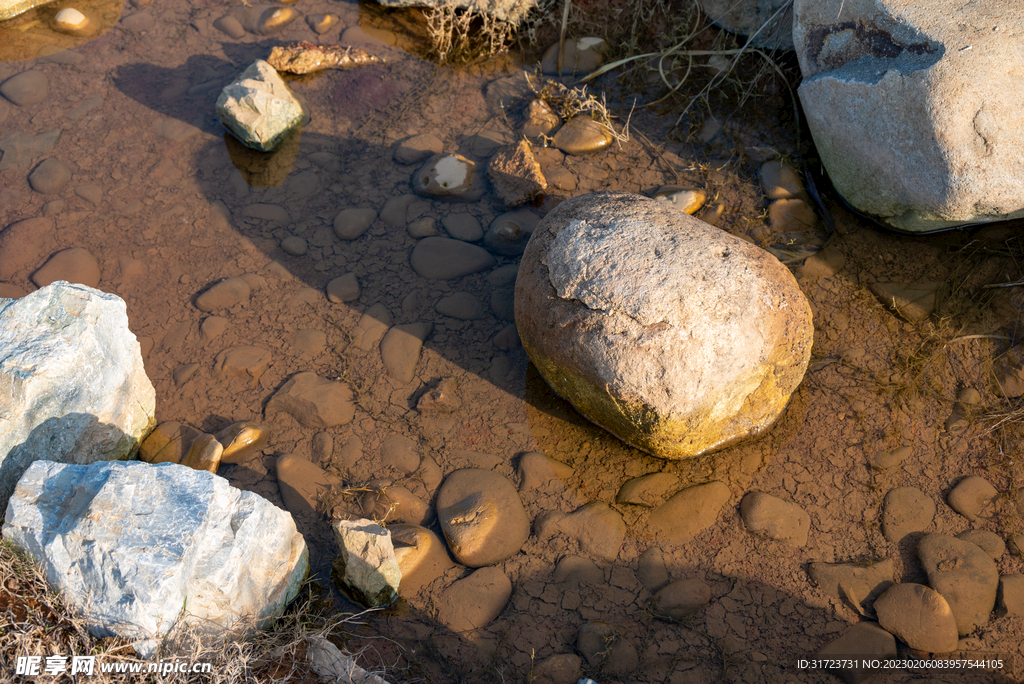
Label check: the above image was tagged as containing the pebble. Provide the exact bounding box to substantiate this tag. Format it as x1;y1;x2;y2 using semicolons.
415;376;462;414
697;202;726;226
276;452;340;516
120;12;154;32
243;5;297;34
998;575;1024;617
870;445;911;470
535;502;625;562
768;198;817;231
333;207;377;240
918;533;998;635
215;421;268;464
522;98;560;138
28;158;72;194
412;153;485;201
816;623;897;684
868;281;945;323
808;558;894;616
649;481;730;542
435;292;484;320
947;475;999;522
32;247;100;288
172;363;199;387
74;185;102;205
200;316;228;340
407;216;438;238
651;579;712;621
379;322;431;384
281;236;307;256
292;328;326;358
213;14;246;38
484;209;540;256
380;194;415;227
362;484;432;525
530;654;581;684
410;237;496;280
551;116;612;155
138;421;201;464
553;556;603;585
956;530;1005;560
441;213;483;241
394;133;444;165
436;468;530;567
353;304;390;350
576;621;638;675
195;277;251;311
492;324;521;351
326;273;360;303
305;13;338;34
214;346;272;383
653;186;706;215
959;387;982;404
0;129;60;171
541;37;609;75
487;265;519;287
379;434;421;475
636;547;669;592
53;8;91;33
517;452;573;491
881;486;935;543
181;433;224;473
435;567;512;632
242;203;290;223
1;71;48;107
760;160;806;200
390;524;454;596
264;371;355;428
241;272;267;291
797;243;846;281
490;288;514;321
874;583;959;653
740;491;812;546
616;473;679;507
487;140;547;206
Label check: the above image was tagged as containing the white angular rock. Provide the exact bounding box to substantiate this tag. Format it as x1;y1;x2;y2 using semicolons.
331;519;401;608
794;0;1024;232
216;60;304;152
515;192;813;459
0;283;156;509
2;460;309;657
306;637;392;684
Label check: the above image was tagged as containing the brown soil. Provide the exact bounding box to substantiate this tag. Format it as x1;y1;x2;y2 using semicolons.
3;0;1024;683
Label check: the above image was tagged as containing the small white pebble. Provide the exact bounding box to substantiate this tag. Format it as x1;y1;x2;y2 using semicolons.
55;7;88;29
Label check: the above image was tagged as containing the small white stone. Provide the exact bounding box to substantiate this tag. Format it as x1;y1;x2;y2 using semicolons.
55;7;88;29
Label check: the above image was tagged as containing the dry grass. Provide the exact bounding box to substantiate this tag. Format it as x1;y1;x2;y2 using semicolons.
0;538;389;683
423;0;517;65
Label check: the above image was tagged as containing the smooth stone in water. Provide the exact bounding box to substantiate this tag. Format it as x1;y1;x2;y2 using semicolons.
195;277;251;311
551;116;612;155
214;346;271;383
32;248;100;288
333;207;377;240
305;13;338;34
215;421;268;464
808;558;894;617
242;203;290;223
379;322;431;384
265;372;355;428
410;237;495;280
1;71;48;107
947;475;999;522
615;473;679;507
361;485;432;526
881;486;935;543
484;209;540;256
535;502;625;562
435;567;512;632
522;98;561;138
201;316;228;340
487;139;547;206
28;158;72;194
181;433;224;473
412;153;485;202
353;304;390;350
281;236;307;256
768;198;817;231
53;7;91;33
956;530;1005;561
874;583;959;653
649;482;731;541
216;60;303;152
760;160;806;200
442;212;483;241
213;14;246;38
379;433;420;475
172;363;200;388
553;556;603;585
394;133;443;165
435;292;484;320
541;37;609;75
408;216;438;238
380;194;415;227
326;273;360;302
740;491;811;546
436;468;530;567
651;579;712;621
517;452;573;491
816;622;897;684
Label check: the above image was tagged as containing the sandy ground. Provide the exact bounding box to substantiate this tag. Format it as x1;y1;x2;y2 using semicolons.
3;0;1024;682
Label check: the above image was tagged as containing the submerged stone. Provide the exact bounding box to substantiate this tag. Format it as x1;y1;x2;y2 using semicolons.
216;60;304;152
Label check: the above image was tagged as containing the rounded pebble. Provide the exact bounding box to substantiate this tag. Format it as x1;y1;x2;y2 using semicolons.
410;237;496;280
437;468;530;567
281;235;307;255
651;579;712;621
276;452;340;517
326;273;360;302
484;209;540;256
881;486;935;543
54;8;91;33
196;277;251;311
28;159;72;194
1;70;49;107
918;533;998;635
390;524;454;596
551;116;613;155
441;212;483;241
333;207;377;240
394;132;444;165
740;491;811;546
875;583;959;652
948;475;999;522
201;316;229;340
435;567;511;632
32;247;100;288
435;291;484;320
412;153;484;201
956;529;1005;561
213;14;246;38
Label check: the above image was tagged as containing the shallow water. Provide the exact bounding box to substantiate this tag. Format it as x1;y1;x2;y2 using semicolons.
4;0;1024;681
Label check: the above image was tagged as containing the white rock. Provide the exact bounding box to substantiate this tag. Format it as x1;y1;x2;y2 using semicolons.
216;60;304;152
515;192;813;459
331;519;401;608
794;0;1024;232
54;7;88;30
306;637;392;684
0;283;155;510
2;460;308;657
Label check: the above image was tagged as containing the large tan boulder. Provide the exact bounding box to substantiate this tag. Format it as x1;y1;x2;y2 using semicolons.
514;192;812;459
794;0;1024;232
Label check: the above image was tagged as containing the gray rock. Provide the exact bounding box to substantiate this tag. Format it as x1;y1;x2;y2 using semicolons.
333;207;377;240
410;237;496;280
435;567;512;632
697;0;793;49
793;0;1024;232
649;481;731;542
265;372;355;428
874;583;959;653
816;622;897;684
216;60;303;152
442;212;483;241
306;637;391;684
809;558;894;617
0;70;49;106
2;460;308;657
740;491;811;545
331;519;400;608
515;192;813;459
651;579;712;621
437;468;530;567
0;283;155;509
881;486;935;543
918;533;998;635
947;475;999;522
28;158;71;194
535;501;625;562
